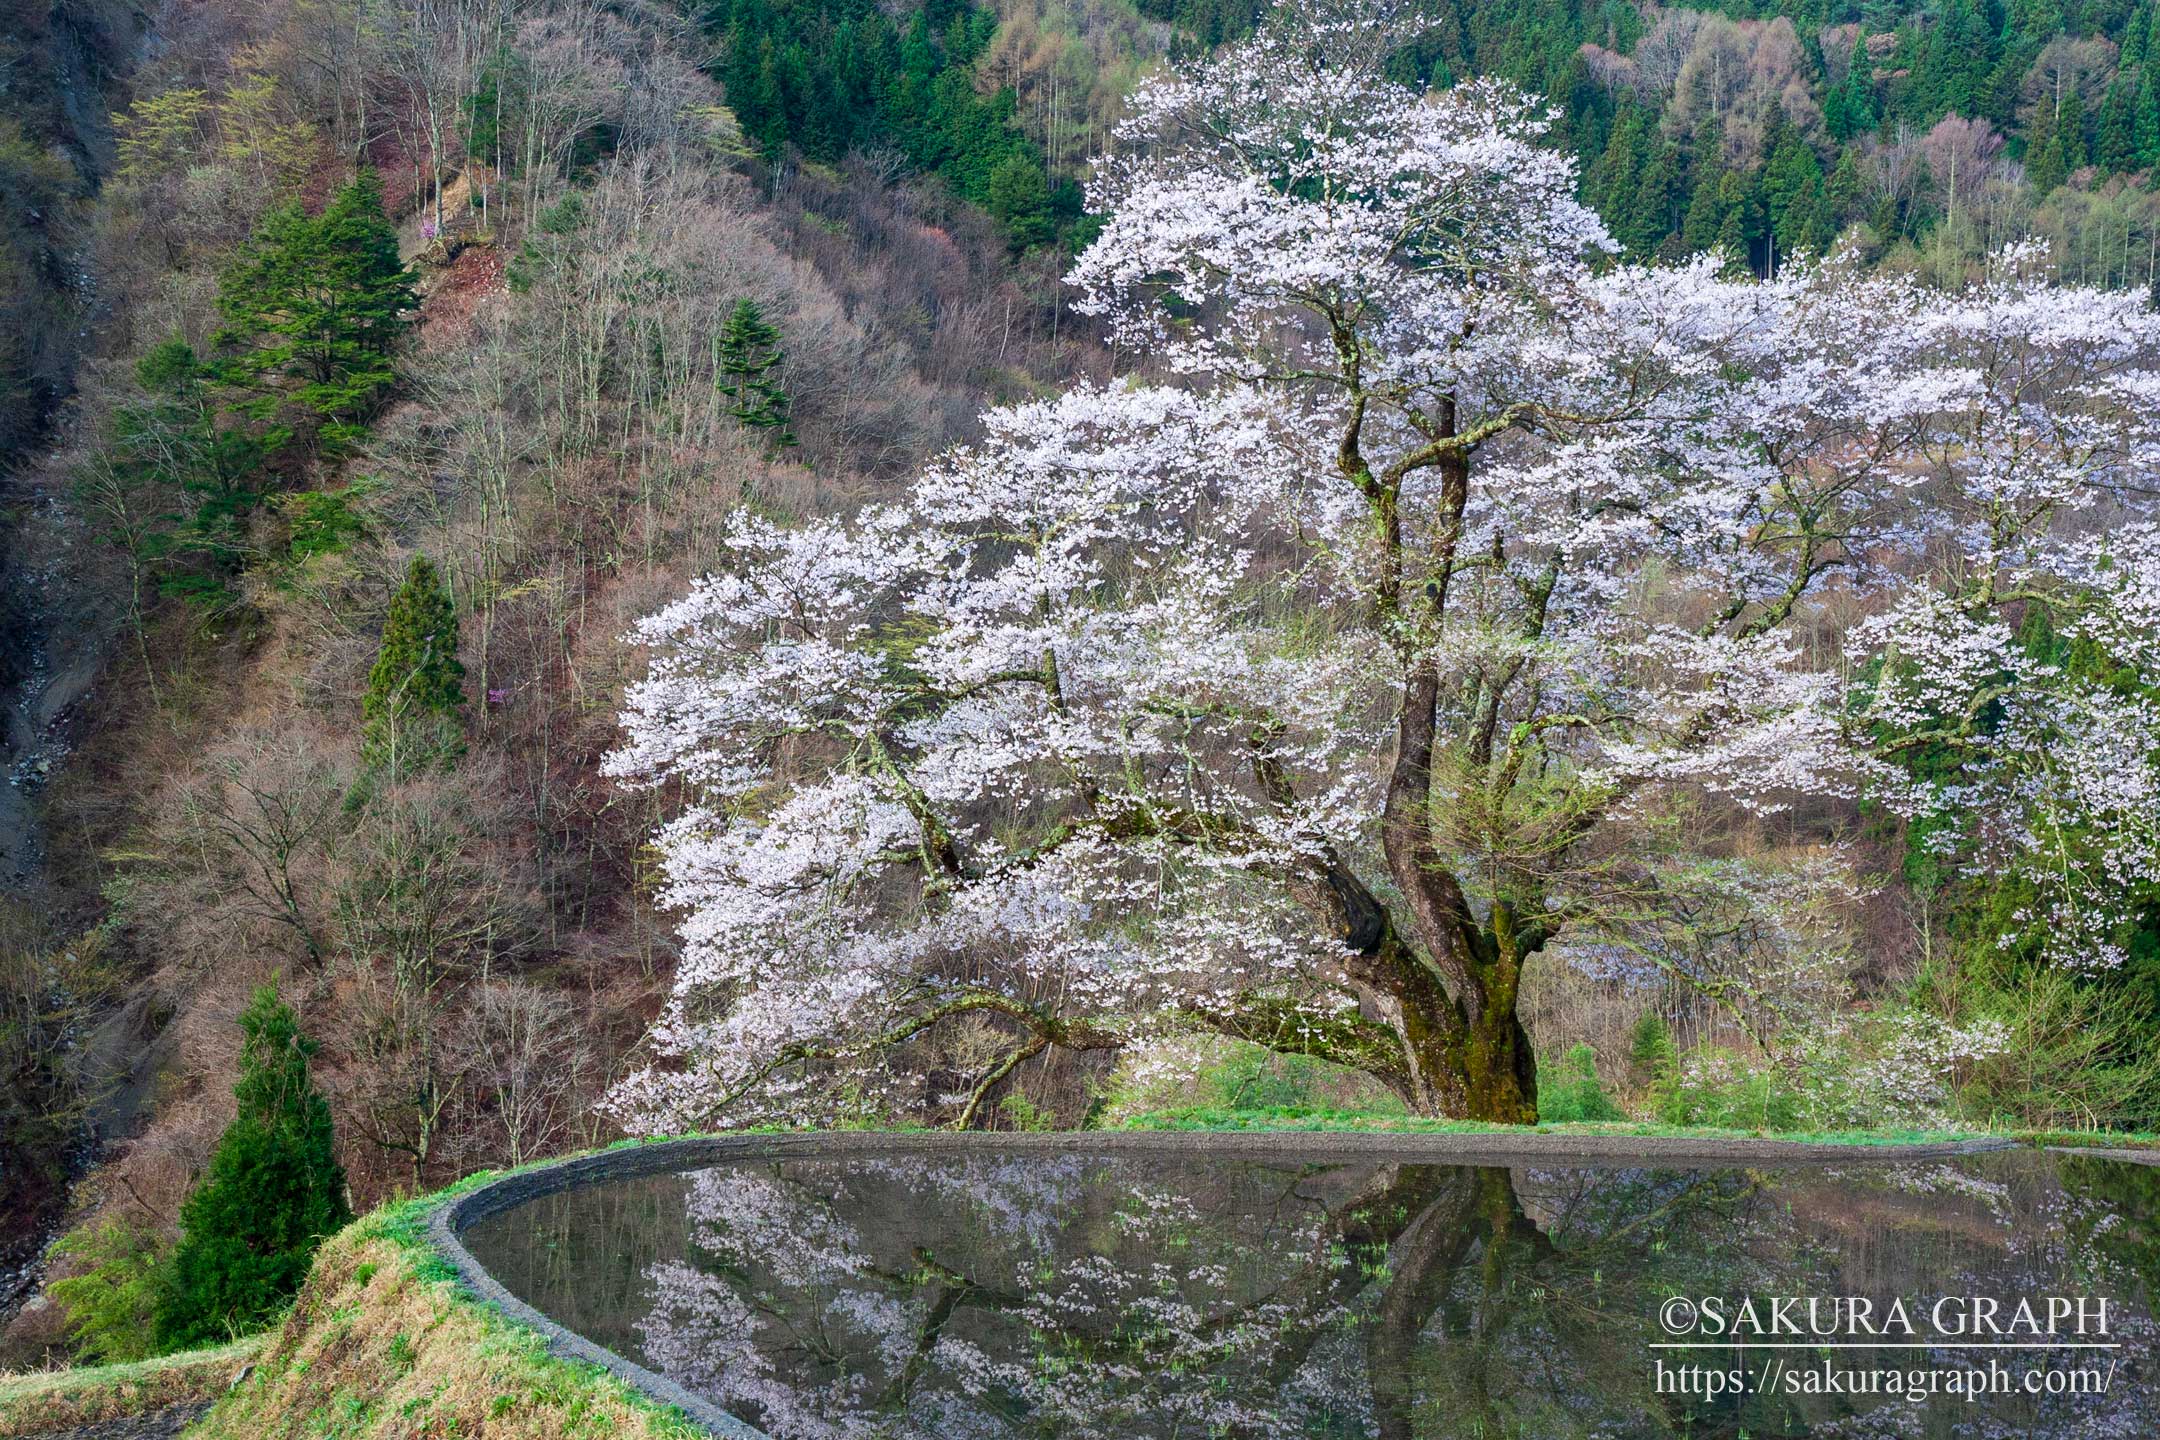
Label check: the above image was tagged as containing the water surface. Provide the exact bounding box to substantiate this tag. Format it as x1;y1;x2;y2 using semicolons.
461;1146;2160;1438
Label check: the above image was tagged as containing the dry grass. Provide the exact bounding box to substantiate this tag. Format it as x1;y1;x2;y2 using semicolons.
183;1182;705;1440
0;1335;262;1436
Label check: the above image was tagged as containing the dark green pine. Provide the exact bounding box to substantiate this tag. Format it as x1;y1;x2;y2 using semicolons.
211;170;416;451
153;985;351;1350
716;298;798;449
361;554;466;775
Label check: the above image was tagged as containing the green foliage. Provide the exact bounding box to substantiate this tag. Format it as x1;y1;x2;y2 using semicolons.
986;155;1054;251
70;337;272;614
1655;1047;1805;1132
1538;1042;1626;1123
505;192;586;294
1136;0;1265;48
213;171;416;450
154;985;352;1350
701;0;1074;245
1100;1108;1975;1143
1209;1046;1345;1111
276;483;373;563
360;555;467;776
995;1091;1056;1130
714;298;797;448
47;1217;167;1363
111;88;211;183
1955;967;2160;1131
1135;0;2160;274
1095;1036;1409;1125
1627;1011;1678;1092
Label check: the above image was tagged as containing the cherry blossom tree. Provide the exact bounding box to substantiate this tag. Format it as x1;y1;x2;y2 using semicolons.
1848;248;2160;976
607;1;2160;1129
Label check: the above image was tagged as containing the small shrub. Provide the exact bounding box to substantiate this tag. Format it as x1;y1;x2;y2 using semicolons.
277;484;372;562
1655;1047;1804;1131
995;1091;1055;1131
360;555;465;776
1956;969;2160;1131
46;1216;168;1362
1094;1035;1406;1125
1538;1042;1625;1123
1212;1047;1322;1111
714;298;796;449
1627;1012;1678;1092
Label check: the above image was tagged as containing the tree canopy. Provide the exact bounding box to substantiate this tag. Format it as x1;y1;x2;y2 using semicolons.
700;0;1084;246
715;299;797;449
213;170;416;450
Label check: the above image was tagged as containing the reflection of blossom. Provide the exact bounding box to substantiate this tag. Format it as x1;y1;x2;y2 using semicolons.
579;1152;2160;1440
639;1155;1366;1439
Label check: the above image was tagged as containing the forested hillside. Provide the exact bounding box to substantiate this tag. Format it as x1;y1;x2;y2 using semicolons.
1134;0;2160;285
0;0;1102;1361
703;0;2160;286
1;0;2157;1374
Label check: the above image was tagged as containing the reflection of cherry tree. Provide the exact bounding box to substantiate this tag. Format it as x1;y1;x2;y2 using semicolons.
639;1157;1345;1439
463;1151;2160;1439
631;1155;1783;1440
1735;1160;2160;1440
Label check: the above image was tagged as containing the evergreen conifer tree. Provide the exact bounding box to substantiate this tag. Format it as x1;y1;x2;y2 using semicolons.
2138;70;2160;168
1588;109;1645;242
2059;87;2091;170
1798;191;1838;254
1682;179;1725;253
715;298;797;448
153;985;349;1349
2127;1;2154;68
1828;37;1879;140
1827;149;1865;226
1714;172;1763;274
2025;99;2068;193
2099;76;2138;171
1761;114;1826;259
212;171;416;450
361;554;465;775
1870;187;1905;242
1630;137;1682;255
987;155;1055;251
93;338;270;610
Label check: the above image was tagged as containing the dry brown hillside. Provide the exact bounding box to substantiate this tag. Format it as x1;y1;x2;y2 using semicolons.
0;0;1106;1365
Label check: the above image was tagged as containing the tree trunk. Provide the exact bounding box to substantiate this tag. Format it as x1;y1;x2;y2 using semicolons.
1462;1001;1538;1124
1373;648;1540;1121
1379;939;1538;1124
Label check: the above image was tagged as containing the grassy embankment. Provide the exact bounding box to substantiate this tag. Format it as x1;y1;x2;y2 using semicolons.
0;1337;262;1436
1102;1099;2160;1149
2;1155;708;1440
